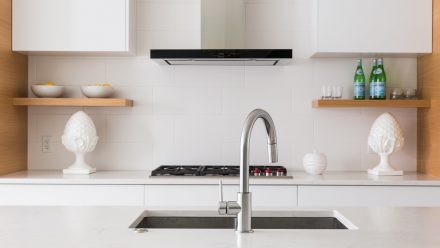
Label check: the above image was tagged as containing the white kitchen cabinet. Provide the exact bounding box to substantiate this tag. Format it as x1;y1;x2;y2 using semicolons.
12;0;135;54
298;185;440;207
0;185;144;206
145;185;298;208
312;0;432;56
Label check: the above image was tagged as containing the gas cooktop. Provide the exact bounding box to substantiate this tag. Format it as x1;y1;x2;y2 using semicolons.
150;165;288;177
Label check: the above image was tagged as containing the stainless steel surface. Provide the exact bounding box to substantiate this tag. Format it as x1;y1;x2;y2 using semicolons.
217;109;278;233
218;180;242;216
132;216;348;230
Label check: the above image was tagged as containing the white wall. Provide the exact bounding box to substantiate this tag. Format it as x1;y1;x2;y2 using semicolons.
27;0;418;172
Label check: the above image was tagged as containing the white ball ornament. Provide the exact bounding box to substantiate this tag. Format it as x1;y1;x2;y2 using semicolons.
62;111;99;174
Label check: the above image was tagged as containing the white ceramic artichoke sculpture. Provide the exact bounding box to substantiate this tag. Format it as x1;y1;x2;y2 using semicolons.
62;111;99;174
367;112;404;176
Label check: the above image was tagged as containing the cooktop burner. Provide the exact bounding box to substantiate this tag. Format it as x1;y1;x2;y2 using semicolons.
151;165;288;177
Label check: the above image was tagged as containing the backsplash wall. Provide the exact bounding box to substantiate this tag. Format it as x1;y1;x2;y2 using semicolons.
27;0;418;171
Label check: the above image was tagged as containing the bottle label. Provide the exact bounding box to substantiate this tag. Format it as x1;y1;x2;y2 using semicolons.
356;69;363;75
375;68;382;74
374;82;386;97
354;82;365;97
370;82;376;97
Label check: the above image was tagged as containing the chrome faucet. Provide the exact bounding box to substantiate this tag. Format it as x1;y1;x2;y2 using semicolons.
218;109;278;233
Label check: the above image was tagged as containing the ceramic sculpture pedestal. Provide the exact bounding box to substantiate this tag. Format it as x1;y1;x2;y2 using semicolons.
368;153;403;175
63;153;96;175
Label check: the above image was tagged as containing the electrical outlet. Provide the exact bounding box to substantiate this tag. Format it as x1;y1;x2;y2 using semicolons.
42;136;54;153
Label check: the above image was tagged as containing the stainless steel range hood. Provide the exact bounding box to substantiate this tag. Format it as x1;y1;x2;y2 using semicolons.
150;0;292;66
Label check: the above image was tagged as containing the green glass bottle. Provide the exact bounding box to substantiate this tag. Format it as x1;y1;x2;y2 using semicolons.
372;58;386;100
353;59;366;100
368;59;377;99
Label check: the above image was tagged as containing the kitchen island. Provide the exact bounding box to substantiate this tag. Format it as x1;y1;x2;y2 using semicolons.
0;206;439;248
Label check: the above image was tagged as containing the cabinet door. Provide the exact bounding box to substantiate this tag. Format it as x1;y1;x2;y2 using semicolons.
13;0;133;53
0;185;144;206
145;185;298;209
313;0;432;56
298;185;440;207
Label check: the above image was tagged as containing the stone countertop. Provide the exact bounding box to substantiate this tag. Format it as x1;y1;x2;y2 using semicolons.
1;206;440;248
0;170;440;186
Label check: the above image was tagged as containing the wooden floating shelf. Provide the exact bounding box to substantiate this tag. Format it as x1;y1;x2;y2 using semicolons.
13;98;133;107
312;99;431;108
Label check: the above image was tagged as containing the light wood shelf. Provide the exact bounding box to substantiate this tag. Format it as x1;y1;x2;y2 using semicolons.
13;98;134;107
312;99;431;108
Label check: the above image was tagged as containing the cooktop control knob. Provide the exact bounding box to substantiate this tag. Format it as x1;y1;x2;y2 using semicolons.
276;167;284;176
264;168;272;176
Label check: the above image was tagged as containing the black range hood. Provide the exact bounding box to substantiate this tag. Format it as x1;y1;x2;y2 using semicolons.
150;49;293;66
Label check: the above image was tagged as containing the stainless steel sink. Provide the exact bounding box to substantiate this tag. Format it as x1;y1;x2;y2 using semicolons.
129;210;357;232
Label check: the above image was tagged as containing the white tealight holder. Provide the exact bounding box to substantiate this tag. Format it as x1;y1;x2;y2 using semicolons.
367;112;404;176
62;111;99;175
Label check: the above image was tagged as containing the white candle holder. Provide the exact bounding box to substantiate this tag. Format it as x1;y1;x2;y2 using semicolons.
367;112;404;176
62;111;99;175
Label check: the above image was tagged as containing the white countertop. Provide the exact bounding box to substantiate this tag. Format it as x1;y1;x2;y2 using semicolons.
1;206;440;248
1;170;440;186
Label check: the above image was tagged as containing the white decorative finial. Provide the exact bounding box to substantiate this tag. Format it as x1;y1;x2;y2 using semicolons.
62;111;99;174
367;112;404;176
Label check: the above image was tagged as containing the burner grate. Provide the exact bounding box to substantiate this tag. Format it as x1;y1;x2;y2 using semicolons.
151;165;287;177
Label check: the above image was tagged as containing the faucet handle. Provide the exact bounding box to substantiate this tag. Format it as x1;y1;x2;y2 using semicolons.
218;180;241;216
218;180;227;215
219;180;224;202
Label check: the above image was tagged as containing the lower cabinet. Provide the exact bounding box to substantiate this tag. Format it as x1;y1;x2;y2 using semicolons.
298;185;440;207
1;184;439;207
145;185;298;208
0;185;144;206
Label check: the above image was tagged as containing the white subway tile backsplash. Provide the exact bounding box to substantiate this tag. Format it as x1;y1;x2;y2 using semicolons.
27;0;419;172
105;115;151;143
175;66;244;88
34;57;106;85
87;142;153;170
319;141;362;171
153;87;222;114
222;88;292;115
106;58;175;85
313;58;355;86
314;111;364;144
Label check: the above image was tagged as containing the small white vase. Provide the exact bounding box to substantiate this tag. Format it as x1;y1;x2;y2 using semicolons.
62;111;99;175
303;150;327;175
367;112;404;176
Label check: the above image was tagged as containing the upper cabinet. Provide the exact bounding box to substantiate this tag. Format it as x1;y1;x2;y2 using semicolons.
312;0;432;57
12;0;135;55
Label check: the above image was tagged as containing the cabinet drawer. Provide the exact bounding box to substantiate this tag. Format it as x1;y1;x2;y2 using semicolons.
298;185;440;207
145;185;297;208
0;185;144;206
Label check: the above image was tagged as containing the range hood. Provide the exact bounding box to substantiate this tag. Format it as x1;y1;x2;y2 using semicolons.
151;49;292;66
150;0;292;66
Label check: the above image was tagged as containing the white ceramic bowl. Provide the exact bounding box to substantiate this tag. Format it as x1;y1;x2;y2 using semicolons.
31;85;65;98
80;86;114;98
